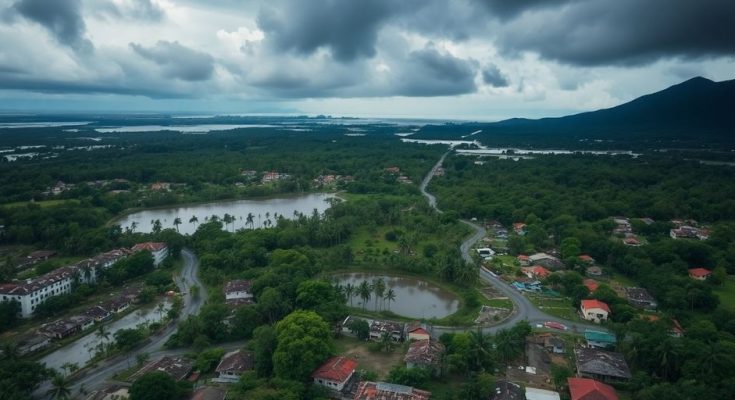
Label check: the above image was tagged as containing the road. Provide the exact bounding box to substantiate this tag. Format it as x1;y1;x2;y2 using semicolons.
36;248;207;398
420;151;608;335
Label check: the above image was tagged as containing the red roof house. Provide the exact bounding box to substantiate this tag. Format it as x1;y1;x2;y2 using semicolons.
583;279;599;293
407;326;430;341
521;265;551;279
132;242;167;252
581;299;611;323
579;255;595;263
688;268;712;280
568;377;619;400
311;356;357;391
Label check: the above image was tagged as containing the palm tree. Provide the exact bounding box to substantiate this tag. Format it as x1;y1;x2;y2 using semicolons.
151;219;163;234
358;280;371;311
344;283;355;307
468;329;492;371
156;302;166;321
95;325;110;342
129;221;137;234
384;288;396;310
380;331;394;352
47;374;72;400
246;212;255;229
189;215;199;226
173;217;182;232
373;278;385;310
223;213;234;231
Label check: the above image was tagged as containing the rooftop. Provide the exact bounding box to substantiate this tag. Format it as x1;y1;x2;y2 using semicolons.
688;268;711;277
225;279;253;294
189;386;227;400
312;356;357;383
132;242;167;252
404;339;445;366
568;377;619;400
584;330;616;344
581;299;611;314
131;356;193;381
575;348;632;380
215;350;254;374
491;380;524;400
353;381;431;400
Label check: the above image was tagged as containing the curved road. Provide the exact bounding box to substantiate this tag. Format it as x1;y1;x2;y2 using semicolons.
421;151;608;335
37;248;206;398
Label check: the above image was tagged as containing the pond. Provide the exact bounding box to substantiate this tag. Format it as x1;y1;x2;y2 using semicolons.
40;299;171;373
333;273;460;319
116;193;336;235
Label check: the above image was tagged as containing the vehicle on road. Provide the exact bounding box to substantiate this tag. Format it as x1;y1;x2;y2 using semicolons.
544;321;568;331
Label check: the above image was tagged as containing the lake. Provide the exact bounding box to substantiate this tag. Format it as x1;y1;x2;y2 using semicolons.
333;272;460;319
116;193;336;235
40;299;171;373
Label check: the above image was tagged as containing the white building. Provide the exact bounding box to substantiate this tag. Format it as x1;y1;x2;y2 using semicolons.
225;280;254;304
311;356;357;392
132;242;169;266
525;387;560;400
580;299;610;323
214;350;254;383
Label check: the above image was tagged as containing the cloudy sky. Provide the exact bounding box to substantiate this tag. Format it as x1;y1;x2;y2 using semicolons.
0;0;733;120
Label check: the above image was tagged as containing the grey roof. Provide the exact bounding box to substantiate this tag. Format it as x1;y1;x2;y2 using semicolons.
575;348;631;380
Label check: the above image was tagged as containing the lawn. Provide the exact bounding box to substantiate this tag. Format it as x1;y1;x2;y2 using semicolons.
334;336;405;379
715;276;735;312
527;294;581;321
2;199;80;209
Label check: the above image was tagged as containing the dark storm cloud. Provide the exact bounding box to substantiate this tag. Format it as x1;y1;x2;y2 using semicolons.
257;0;419;62
497;0;735;66
130;41;215;81
474;0;574;20
95;0;165;21
12;0;92;52
393;46;478;96
0;73;190;98
481;64;509;87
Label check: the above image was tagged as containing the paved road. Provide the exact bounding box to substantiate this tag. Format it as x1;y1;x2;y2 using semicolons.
420;151;608;335
36;248;207;398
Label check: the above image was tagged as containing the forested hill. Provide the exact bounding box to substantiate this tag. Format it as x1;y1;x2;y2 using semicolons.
416;77;735;145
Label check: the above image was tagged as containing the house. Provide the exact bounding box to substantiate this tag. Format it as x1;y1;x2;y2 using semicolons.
624;287;657;309
261;171;290;184
385;166;401;174
311;356;357;392
640;217;655;225
130;356;193;381
517;255;530;266
623;237;640;246
574;348;631;382
521;265;551;279
513;223;527;235
85;305;113;322
41;319;80;339
84;385;130;400
688;268;711;281
476;247;495;259
0;265;76;318
525;387;560;400
131;242;169;266
69;315;95;331
583;279;599;293
529;253;564;270
585;266;603;277
224;280;254;306
641;315;685;338
214;350;254;383
189;387;226;400
16;333;51;355
404;339;445;371
491;380;524;400
353;381;431;400
670;225;708;240
544;336;565;354
25;250;57;264
369;319;405;342
568;377;618;400
150;182;171;191
102;297;131;314
578;255;595;264
407;326;431;341
580;300;610;323
584;330;616;349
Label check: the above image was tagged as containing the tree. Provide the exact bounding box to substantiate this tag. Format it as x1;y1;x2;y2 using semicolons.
172;217;182;232
189;215;198;226
152;219;163;234
247;212;255;229
373;278;385;310
551;364;572;391
47;374;72;400
384;288;396;310
348;318;370;340
231;306;261;339
114;328;145;351
273;310;334;381
252;325;277;378
129;372;178;400
387;366;430;388
195;348;226;373
358;280;371;311
344;283;355;307
460;372;495;399
0;300;20;332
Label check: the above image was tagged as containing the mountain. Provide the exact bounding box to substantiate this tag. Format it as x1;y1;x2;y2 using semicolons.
491;77;735;137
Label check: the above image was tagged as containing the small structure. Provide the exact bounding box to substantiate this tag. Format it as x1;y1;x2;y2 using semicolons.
476;247;495;259
84;385;130;400
131;356;193;381
513;223;527;235
150;182;171;191
688;268;711;281
585;266;603;277
214;350;254;383
544;336;565;354
85;305;113;322
580;299;610;323
404;339;445;371
568;377;618;400
575;348;631;382
41;319;80;340
624;287;657;309
69;315;95;331
521;265;551;279
583;279;599;293
102;297;131;314
189;386;226;400
16;333;51;355
370;319;404;342
517;255;530;266
353;381;431;400
131;242;168;266
578;255;595;264
528;253;564;270
623;237;640;246
311;356;357;392
491;380;524;400
525;387;560;400
584;330;616;349
407;326;431;341
224;280;254;306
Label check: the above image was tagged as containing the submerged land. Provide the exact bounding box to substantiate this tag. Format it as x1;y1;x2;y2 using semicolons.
1;77;734;400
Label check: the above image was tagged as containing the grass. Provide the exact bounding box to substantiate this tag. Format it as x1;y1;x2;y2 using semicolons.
714;275;735;312
334;336;405;379
527;294;581;321
2;199;80;209
486;298;513;309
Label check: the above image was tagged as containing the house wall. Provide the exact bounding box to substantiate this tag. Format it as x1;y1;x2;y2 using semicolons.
582;308;608;323
313;372;353;391
152;248;169;267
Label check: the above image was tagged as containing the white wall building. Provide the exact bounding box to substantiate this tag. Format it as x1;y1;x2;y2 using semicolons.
131;242;169;266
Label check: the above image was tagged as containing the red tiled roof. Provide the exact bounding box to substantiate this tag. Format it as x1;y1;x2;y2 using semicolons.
568;377;618;400
225;280;253;294
517;255;530;260
579;255;594;262
408;327;429;336
583;279;599;293
581;299;610;314
688;268;711;277
311;356;357;383
132;242;167;252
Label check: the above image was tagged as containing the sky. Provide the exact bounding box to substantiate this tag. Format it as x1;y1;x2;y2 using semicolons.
0;0;733;120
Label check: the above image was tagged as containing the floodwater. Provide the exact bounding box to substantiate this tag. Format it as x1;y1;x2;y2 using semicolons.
94;124;278;133
40;300;171;373
116;193;336;235
333;273;460;319
400;138;641;157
